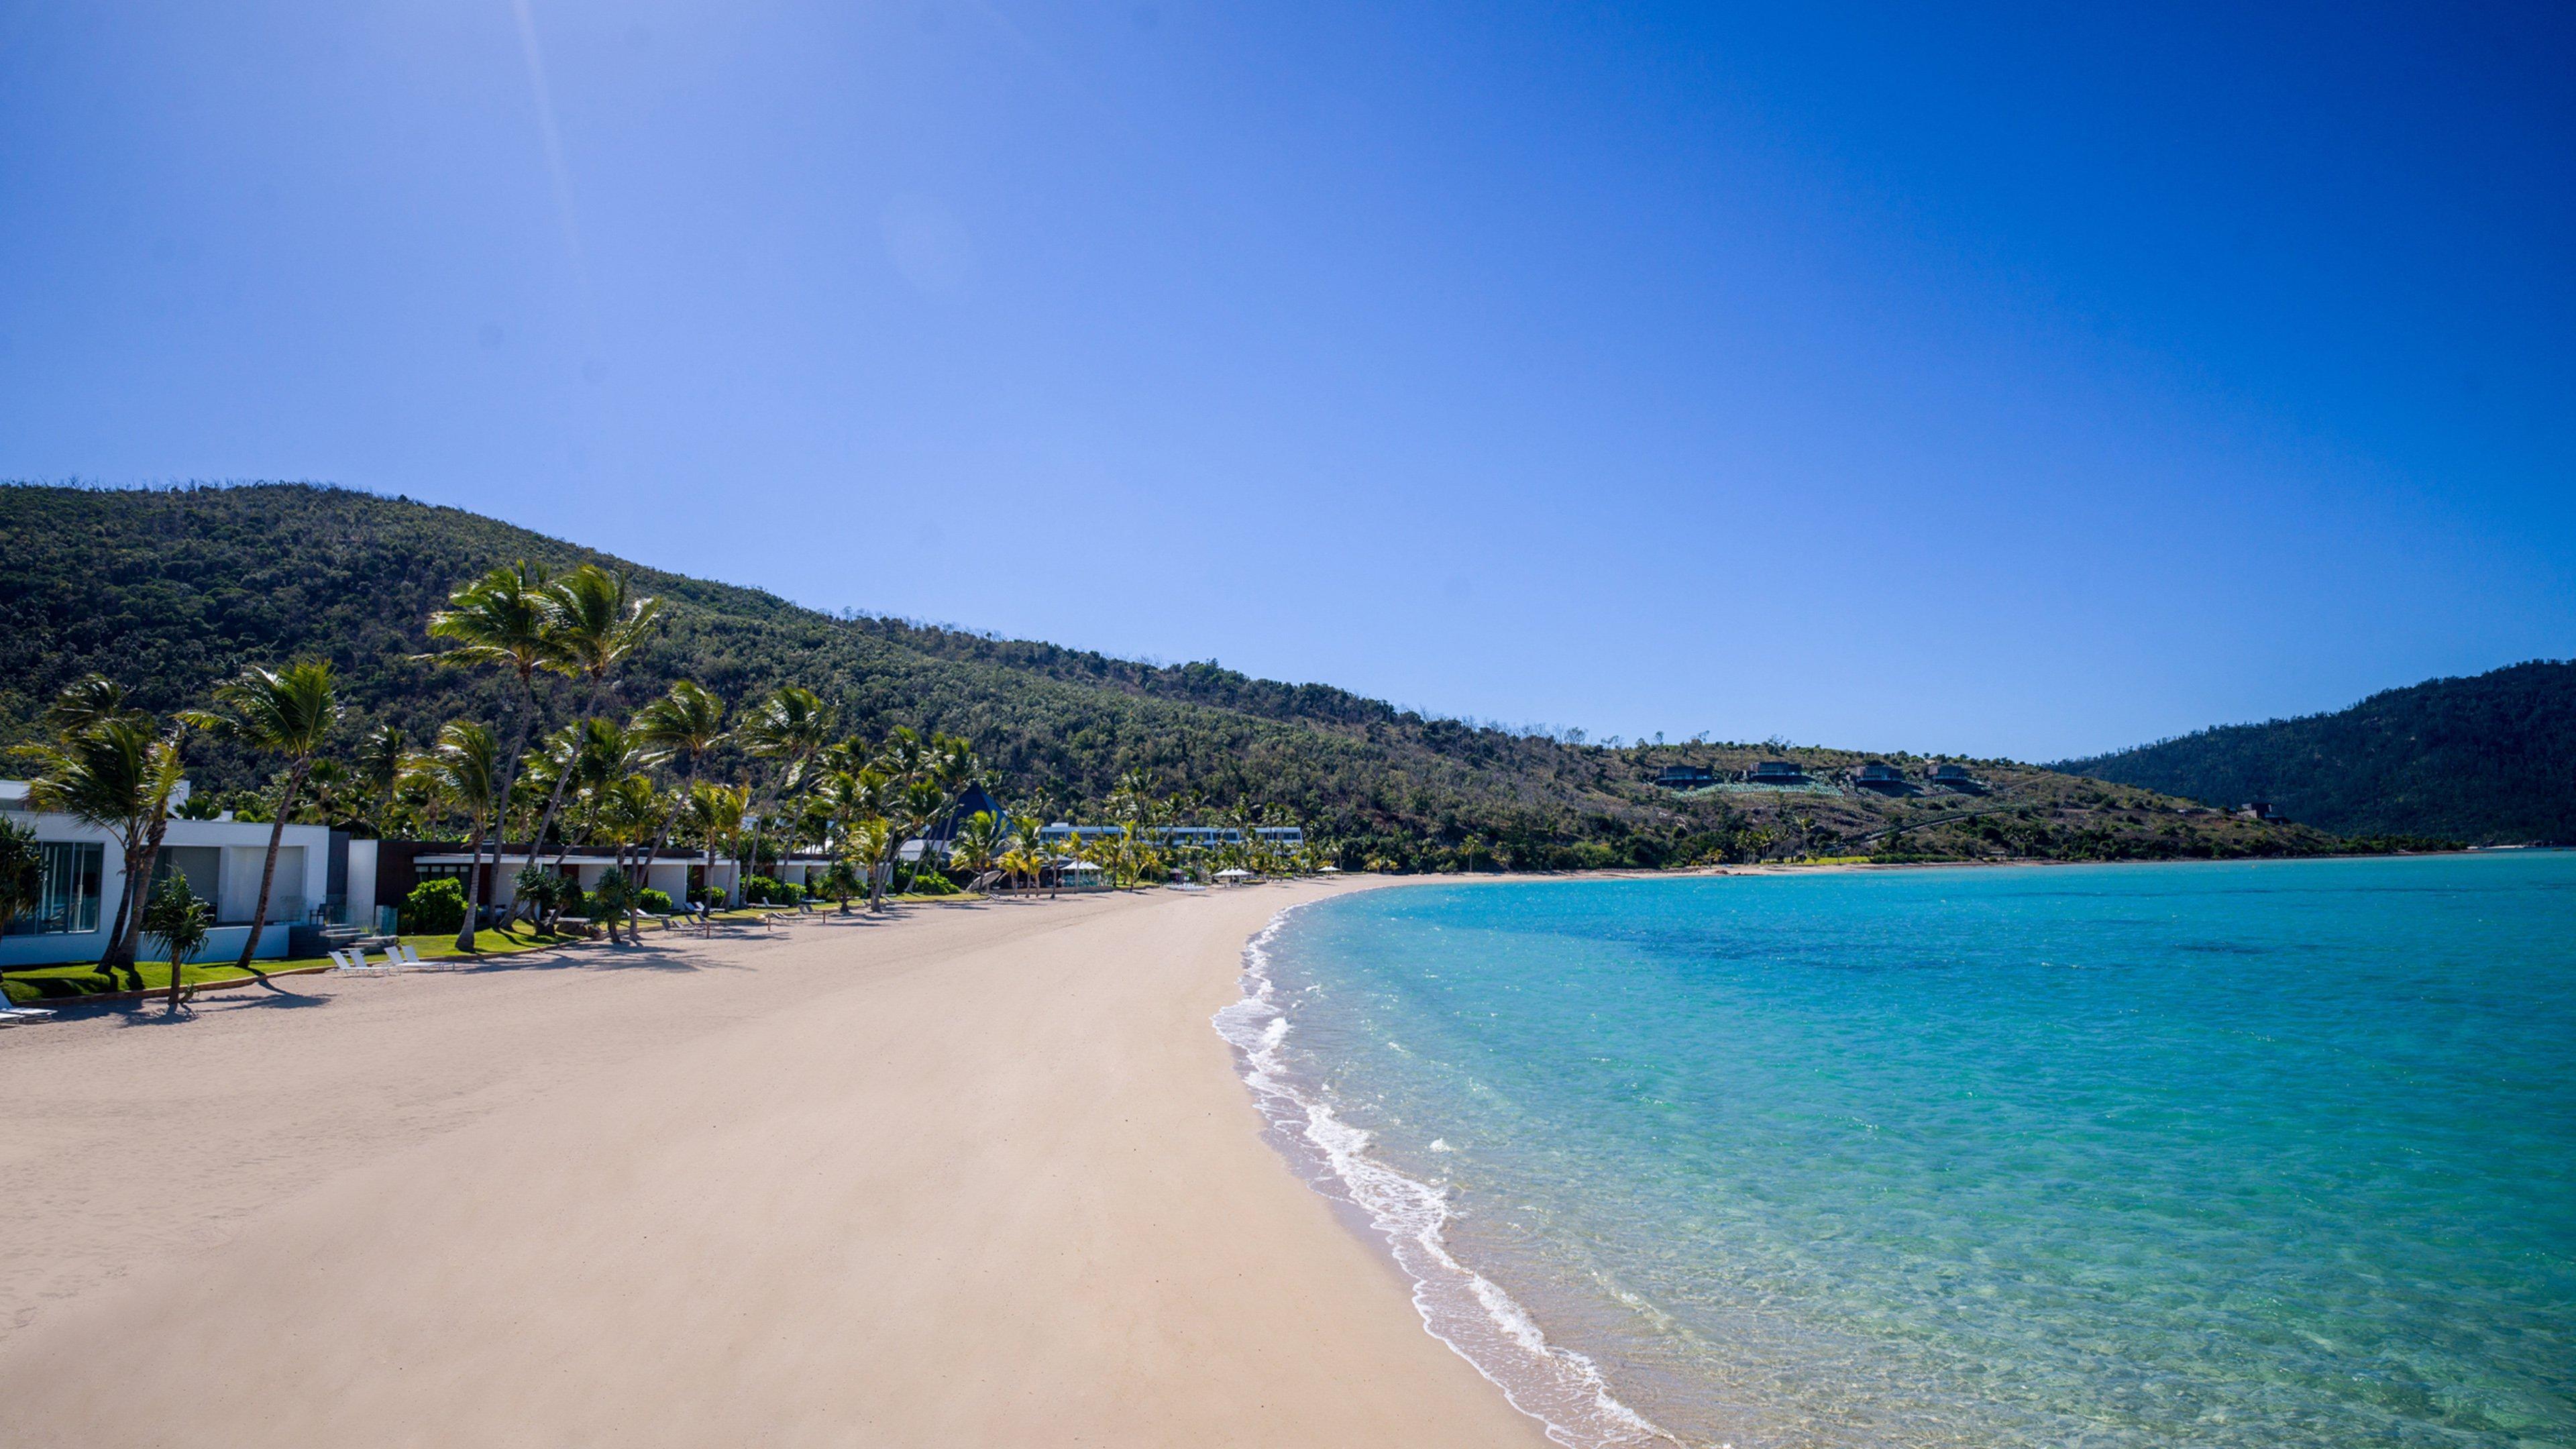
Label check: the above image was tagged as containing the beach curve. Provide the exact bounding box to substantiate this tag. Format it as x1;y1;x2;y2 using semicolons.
0;881;1551;1447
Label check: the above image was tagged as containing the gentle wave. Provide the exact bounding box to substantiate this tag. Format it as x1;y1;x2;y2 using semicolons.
1213;904;1678;1449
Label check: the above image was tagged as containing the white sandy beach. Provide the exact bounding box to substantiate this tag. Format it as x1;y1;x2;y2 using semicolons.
0;880;1548;1448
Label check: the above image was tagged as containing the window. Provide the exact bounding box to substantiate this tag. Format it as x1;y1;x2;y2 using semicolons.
7;842;104;935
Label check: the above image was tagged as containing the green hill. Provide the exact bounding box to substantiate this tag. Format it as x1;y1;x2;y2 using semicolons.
2;482;2364;867
2055;661;2576;845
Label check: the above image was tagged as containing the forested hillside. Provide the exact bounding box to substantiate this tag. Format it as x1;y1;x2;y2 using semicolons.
2057;661;2576;845
3;482;2366;867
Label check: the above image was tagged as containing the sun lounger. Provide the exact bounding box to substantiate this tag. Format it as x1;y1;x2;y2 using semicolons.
0;1003;58;1025
332;949;396;973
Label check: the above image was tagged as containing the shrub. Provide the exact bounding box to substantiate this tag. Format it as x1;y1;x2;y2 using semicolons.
904;871;959;896
402;877;469;934
741;874;783;905
775;881;804;904
637;888;674;914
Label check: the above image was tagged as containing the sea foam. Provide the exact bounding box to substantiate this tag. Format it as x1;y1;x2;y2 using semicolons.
1214;905;1676;1449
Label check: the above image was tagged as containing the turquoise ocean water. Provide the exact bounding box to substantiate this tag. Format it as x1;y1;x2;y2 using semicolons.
1217;855;2576;1448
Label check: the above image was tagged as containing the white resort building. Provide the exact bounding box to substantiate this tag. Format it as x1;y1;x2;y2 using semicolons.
1;779;352;967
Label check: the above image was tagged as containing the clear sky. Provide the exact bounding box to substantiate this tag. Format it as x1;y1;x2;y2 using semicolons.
4;2;2569;760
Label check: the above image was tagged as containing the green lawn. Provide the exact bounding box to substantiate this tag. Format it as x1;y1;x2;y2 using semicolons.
2;926;583;1005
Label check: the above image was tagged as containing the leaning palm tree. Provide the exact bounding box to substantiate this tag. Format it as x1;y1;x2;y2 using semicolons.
631;681;727;905
737;685;834;884
42;674;144;735
180;660;341;971
354;722;406;837
950;810;1006;881
423;561;554;933
549;716;647;870
842;815;893;906
403;721;500;951
17;704;188;977
682;780;748;908
594;773;669;940
525;565;664;855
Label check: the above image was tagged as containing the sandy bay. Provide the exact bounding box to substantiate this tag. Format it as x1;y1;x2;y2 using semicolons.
0;880;1546;1448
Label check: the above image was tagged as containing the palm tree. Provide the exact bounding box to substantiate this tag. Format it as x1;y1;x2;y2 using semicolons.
525;565;664;857
17;703;188;977
403;722;500;951
594;773;669;940
354;722;406;837
631;681;727;909
180;660;341;971
424;562;555;941
682;780;748;908
950;810;1006;883
737;685;834;885
1228;800;1267;877
42;674;144;735
551;716;646;869
140;873;212;1014
1009;813;1046;893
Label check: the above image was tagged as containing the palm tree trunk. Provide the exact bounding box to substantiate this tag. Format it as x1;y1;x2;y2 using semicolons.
103;843;140;971
234;761;309;971
529;672;610;869
106;816;172;981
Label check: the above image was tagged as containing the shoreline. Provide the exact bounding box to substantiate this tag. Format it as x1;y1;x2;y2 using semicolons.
1216;892;1677;1449
0;881;1551;1446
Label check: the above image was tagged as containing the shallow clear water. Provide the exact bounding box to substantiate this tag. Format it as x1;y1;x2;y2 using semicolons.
1230;855;2576;1448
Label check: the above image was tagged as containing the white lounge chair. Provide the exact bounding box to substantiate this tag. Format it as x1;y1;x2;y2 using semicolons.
0;1003;58;1025
333;949;395;973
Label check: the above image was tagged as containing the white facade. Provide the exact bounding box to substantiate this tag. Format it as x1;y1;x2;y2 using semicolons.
2;783;333;967
1037;823;1305;849
401;850;844;914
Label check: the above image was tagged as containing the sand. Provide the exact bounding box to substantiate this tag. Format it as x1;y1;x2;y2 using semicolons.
0;880;1550;1448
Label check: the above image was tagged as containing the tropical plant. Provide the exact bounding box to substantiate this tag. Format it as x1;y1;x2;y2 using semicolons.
841;816;892;904
631;680;727;906
682;780;748;910
402;721;500;950
819;856;863;912
525;564;664;855
16;698;187;977
179;659;341;971
0;818;42;958
950;810;1006;879
423;561;555;939
354;722;406;835
40;674;144;735
737;684;835;882
590;867;639;944
402;877;470;934
140;873;213;1013
547;717;647;868
170;792;222;820
594;772;672;926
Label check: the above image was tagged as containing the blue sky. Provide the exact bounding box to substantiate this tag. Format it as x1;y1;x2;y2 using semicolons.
3;1;2569;760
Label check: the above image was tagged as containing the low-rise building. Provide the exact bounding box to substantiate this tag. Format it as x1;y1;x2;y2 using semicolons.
1747;760;1807;784
1036;823;1305;850
1655;765;1719;790
2;779;341;967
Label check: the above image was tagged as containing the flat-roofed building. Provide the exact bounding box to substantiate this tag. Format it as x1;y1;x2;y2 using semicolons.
2;778;341;966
